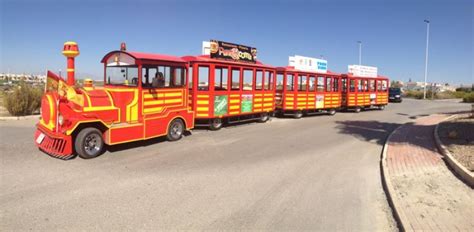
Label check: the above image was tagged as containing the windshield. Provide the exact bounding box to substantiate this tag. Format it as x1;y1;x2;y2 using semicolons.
106;66;139;86
389;88;401;94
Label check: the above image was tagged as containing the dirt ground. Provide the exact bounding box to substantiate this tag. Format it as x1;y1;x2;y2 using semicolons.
438;115;474;172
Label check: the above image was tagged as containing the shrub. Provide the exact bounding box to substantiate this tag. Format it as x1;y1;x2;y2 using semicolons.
4;81;43;116
463;92;474;103
404;90;425;99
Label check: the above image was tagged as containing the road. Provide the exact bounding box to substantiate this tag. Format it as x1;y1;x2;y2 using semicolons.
0;99;470;231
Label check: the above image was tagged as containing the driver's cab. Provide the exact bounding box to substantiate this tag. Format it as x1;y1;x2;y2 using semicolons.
100;49;194;144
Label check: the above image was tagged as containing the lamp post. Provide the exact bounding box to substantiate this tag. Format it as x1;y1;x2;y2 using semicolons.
423;20;430;99
357;41;362;65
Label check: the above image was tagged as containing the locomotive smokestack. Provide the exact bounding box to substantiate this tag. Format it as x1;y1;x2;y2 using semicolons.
62;41;80;86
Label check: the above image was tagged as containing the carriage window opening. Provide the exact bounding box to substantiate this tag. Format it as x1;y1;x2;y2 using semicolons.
276;73;284;90
264;71;273;90
309;76;316;91
106;66;139;86
286;74;294;91
231;69;241;90
382;80;388;91
326;77;332;92
350;79;355;92
158;66;171;87
198;66;209;91
377;80;382;91
317;76;324;92
298;75;307;91
369;79;375;91
188;66;193;89
357;80;363;92
361;79;367;92
255;70;263;90
172;67;185;87
341;78;347;93
333;77;339;92
243;69;253;91
214;67;228;91
141;67;155;88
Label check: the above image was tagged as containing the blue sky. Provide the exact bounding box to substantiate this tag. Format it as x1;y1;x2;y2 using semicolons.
1;0;472;85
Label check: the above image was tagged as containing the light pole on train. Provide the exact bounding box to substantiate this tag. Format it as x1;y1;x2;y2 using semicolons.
357;41;362;65
423;19;430;99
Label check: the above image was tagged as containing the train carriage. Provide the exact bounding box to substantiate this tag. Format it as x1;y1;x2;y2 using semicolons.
182;40;276;130
275;56;342;118
341;73;389;112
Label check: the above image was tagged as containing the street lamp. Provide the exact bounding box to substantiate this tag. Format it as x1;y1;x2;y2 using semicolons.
423;19;430;99
357;41;362;65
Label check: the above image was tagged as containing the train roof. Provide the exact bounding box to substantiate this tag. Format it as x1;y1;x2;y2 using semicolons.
276;66;341;75
101;51;187;64
182;55;274;68
343;73;389;79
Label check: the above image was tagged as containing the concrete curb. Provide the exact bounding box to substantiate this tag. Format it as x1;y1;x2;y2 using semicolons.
434;114;474;188
380;125;408;232
0;115;40;121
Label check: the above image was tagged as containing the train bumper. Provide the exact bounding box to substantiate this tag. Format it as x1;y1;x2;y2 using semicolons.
34;126;74;159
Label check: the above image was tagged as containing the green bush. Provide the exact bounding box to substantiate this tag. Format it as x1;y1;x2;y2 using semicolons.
463;92;474;103
4;82;43;116
404;90;425;99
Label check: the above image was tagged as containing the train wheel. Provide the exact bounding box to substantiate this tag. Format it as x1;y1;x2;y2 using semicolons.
354;107;361;113
258;113;269;123
75;127;104;159
294;111;303;119
209;118;223;130
167;119;184;141
328;108;337;116
379;105;386;110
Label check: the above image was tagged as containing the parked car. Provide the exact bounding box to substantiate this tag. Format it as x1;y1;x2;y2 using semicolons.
389;87;402;102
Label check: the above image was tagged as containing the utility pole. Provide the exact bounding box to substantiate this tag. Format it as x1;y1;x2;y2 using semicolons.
423;20;430;99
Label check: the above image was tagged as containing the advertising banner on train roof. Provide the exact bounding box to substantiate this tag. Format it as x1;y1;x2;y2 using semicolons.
209;40;257;63
289;55;327;73
348;65;378;77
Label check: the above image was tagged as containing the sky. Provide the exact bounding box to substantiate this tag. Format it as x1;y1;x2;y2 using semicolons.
1;0;473;85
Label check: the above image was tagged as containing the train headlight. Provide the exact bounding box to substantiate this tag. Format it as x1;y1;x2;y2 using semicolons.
58;114;64;126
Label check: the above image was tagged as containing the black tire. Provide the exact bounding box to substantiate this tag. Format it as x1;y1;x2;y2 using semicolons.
258;113;269;123
294;111;303;119
379;105;386;110
328;108;337;116
167;119;185;141
209;118;223;130
354;107;361;113
75;127;104;159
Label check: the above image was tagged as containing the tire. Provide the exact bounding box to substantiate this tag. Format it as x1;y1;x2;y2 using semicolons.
75;127;104;159
354;107;361;113
328;108;337;116
294;111;303;119
167;119;184;141
209;118;223;130
258;113;269;123
379;105;386;110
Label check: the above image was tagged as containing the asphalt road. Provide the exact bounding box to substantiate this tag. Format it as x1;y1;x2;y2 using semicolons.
0;99;470;231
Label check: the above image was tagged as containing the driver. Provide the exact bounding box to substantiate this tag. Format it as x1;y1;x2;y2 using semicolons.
152;72;165;88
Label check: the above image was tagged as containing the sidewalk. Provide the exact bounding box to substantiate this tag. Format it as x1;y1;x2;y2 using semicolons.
384;114;474;231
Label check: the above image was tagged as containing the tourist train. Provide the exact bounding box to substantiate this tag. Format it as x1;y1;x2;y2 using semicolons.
34;40;389;159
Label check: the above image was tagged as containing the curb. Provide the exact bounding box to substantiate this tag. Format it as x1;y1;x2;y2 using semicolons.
380;124;408;232
0;115;40;121
434;114;474;188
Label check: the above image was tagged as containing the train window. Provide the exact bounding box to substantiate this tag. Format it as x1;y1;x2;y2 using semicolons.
157;66;172;87
214;67;228;91
357;80;363;92
377;80;382;91
264;71;273;90
333;77;339;92
298;75;307;91
255;70;263;90
198;66;209;91
107;66;139;86
369;79;375;91
350;79;355;92
317;77;324;92
243;69;253;91
309;76;315;91
231;68;240;90
382;80;388;91
360;79;367;92
173;67;185;87
326;77;332;92
342;78;347;93
188;66;193;89
286;74;294;91
141;67;154;87
276;73;284;90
